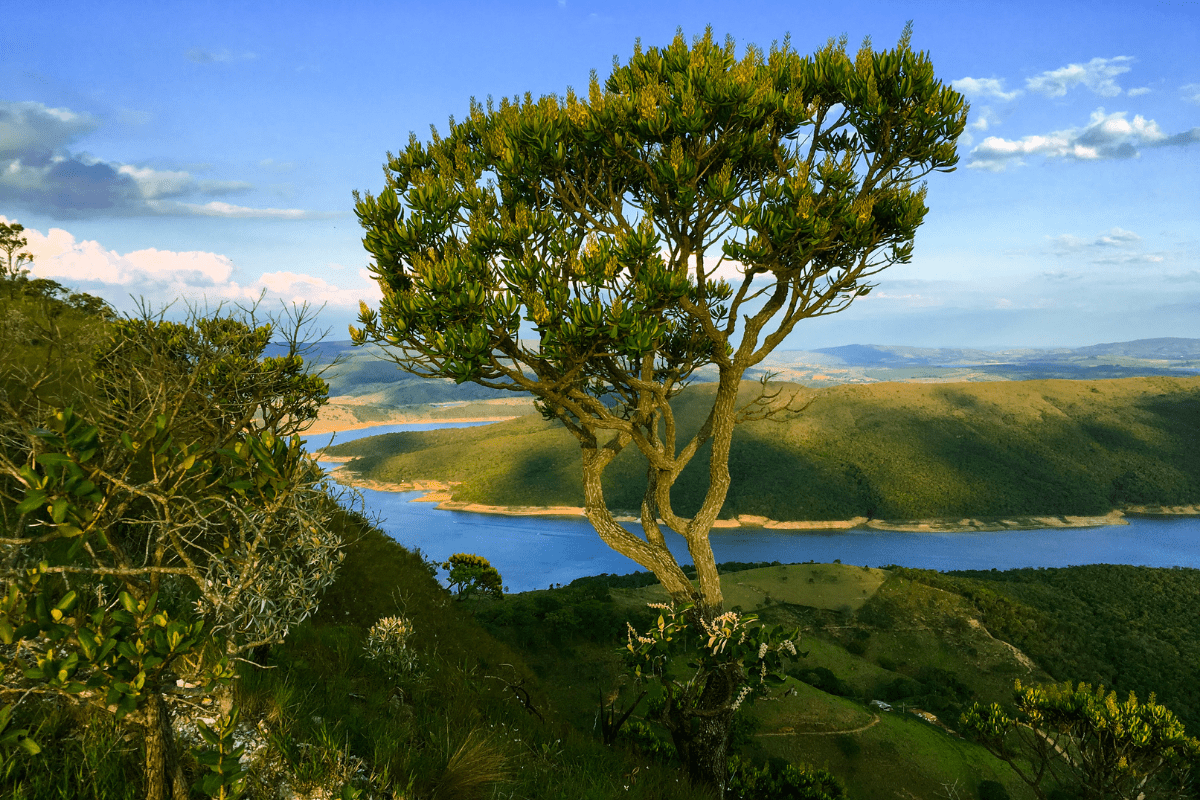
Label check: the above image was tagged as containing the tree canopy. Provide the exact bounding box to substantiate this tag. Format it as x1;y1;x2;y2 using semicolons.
353;25;966;617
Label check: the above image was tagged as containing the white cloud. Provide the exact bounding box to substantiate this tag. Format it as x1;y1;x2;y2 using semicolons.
966;108;1195;171
1050;227;1140;252
5;218;377;311
1026;56;1135;98
150;200;326;219
952;77;1022;101
1046;226;1166;266
248;269;382;308
258;158;295;172
1127;87;1151;97
702;255;749;283
198;180;254;195
1183;83;1200;104
14;218;234;287
1093;252;1165;266
1094;227;1140;247
0;101;98;158
117;164;195;199
968;107;1000;133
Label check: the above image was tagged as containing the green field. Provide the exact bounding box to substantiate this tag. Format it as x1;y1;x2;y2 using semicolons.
610;563;889;614
325;375;1200;520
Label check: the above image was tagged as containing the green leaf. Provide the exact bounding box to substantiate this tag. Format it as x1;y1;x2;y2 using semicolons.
35;453;73;468
115;694;138;720
118;592;138;614
14;491;47;515
48;500;69;524
54;591;77;613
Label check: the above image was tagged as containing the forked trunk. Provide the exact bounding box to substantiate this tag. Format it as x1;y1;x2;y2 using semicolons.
143;693;189;800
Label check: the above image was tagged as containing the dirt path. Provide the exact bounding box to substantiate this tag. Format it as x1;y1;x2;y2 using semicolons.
756;714;881;737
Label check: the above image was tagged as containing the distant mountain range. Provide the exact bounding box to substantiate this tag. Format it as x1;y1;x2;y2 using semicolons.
812;338;1200;367
281;337;1200;403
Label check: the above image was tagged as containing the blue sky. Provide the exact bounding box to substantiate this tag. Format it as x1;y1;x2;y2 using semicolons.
3;0;1197;349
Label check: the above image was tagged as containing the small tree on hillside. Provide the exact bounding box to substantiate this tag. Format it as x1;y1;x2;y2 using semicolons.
352;26;965;792
0;221;33;280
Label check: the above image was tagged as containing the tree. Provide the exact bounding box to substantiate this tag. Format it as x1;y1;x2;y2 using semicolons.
352;26;966;793
961;681;1200;800
442;552;504;598
0;221;33;280
0;302;345;800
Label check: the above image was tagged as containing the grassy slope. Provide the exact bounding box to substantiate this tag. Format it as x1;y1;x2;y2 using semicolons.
492;562;1047;800
906;564;1200;733
327;376;1200;520
19;529;1198;799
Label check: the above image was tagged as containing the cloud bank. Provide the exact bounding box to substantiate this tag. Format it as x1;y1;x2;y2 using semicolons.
5;218;380;312
0;101;322;219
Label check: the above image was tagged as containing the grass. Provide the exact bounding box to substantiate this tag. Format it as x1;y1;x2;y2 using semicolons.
752;705;1034;800
611;563;889;615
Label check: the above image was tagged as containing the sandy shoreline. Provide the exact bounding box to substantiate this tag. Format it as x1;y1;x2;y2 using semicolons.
303;416;515;437
318;467;1198;532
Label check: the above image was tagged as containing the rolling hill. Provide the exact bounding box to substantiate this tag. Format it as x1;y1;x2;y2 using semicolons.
323;375;1200;521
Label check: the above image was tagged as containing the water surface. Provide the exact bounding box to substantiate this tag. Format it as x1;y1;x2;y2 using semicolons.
313;423;1200;592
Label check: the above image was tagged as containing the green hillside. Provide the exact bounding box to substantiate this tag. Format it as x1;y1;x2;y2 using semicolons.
325;376;1200;520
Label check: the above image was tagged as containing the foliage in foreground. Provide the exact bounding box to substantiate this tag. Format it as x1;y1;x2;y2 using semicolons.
1;290;344;799
962;681;1200;800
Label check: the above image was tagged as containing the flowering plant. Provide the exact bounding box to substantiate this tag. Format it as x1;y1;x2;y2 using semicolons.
625;603;799;713
363;615;418;677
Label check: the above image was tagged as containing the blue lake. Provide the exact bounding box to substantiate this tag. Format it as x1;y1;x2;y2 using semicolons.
309;423;1200;593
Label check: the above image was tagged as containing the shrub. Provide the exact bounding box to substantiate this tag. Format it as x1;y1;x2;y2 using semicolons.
978;780;1011;800
726;755;848;799
363;615;418;677
834;734;862;759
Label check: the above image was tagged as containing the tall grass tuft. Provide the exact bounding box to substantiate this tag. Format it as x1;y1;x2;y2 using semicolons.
429;728;511;800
